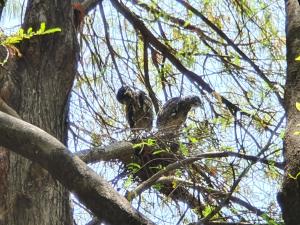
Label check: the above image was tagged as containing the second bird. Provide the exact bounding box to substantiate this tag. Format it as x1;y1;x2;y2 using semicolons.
157;95;201;131
117;86;154;131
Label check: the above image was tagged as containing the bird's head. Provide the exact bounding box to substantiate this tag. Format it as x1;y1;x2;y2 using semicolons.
185;95;201;108
116;86;133;104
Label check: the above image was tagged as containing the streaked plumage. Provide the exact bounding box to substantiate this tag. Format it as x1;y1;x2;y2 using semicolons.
156;95;201;131
117;86;154;131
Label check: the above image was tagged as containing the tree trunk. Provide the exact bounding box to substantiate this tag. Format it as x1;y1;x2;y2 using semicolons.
279;0;300;224
0;0;78;224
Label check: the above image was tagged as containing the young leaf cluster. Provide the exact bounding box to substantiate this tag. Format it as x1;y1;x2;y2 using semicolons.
1;22;61;46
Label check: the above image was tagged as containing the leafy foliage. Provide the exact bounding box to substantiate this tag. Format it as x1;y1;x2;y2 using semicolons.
1;22;61;45
66;0;285;224
0;22;61;65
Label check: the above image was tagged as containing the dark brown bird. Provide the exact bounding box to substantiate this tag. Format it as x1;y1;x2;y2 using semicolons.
156;96;201;131
117;86;154;131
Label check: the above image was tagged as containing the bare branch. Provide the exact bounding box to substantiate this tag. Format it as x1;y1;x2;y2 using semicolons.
158;176;266;216
126;151;283;200
175;0;284;107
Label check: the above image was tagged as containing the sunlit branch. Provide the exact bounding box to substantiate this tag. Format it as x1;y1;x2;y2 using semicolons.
76;141;134;163
76;142;284;168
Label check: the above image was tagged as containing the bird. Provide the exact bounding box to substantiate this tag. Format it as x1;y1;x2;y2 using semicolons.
116;86;154;131
156;95;201;131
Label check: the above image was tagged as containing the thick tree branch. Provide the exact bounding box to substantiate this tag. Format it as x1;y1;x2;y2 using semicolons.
0;97;20;118
0;111;154;225
76;141;134;163
77;143;284;168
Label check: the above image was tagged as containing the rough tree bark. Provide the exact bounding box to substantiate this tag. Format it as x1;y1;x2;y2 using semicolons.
0;0;78;224
279;0;300;224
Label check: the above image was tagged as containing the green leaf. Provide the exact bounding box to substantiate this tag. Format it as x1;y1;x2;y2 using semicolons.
124;175;133;189
172;180;178;188
146;138;156;146
279;130;285;139
18;28;24;37
0;23;61;51
179;143;189;156
3;38;18;44
27;27;33;35
152;183;163;191
188;136;198;144
288;171;300;180
133;142;145;149
296;55;300;61
293;131;300;135
296;102;300;111
127;163;141;173
202;205;214;217
42;27;62;34
40;22;46;32
133;138;156;149
183;20;190;28
261;213;281;225
152;149;166;155
175;169;182;177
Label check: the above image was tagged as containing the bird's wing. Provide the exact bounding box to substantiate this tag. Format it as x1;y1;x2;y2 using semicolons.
126;104;135;128
138;91;154;112
137;90;147;108
161;97;181;115
157;97;181;127
125;89;154;129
